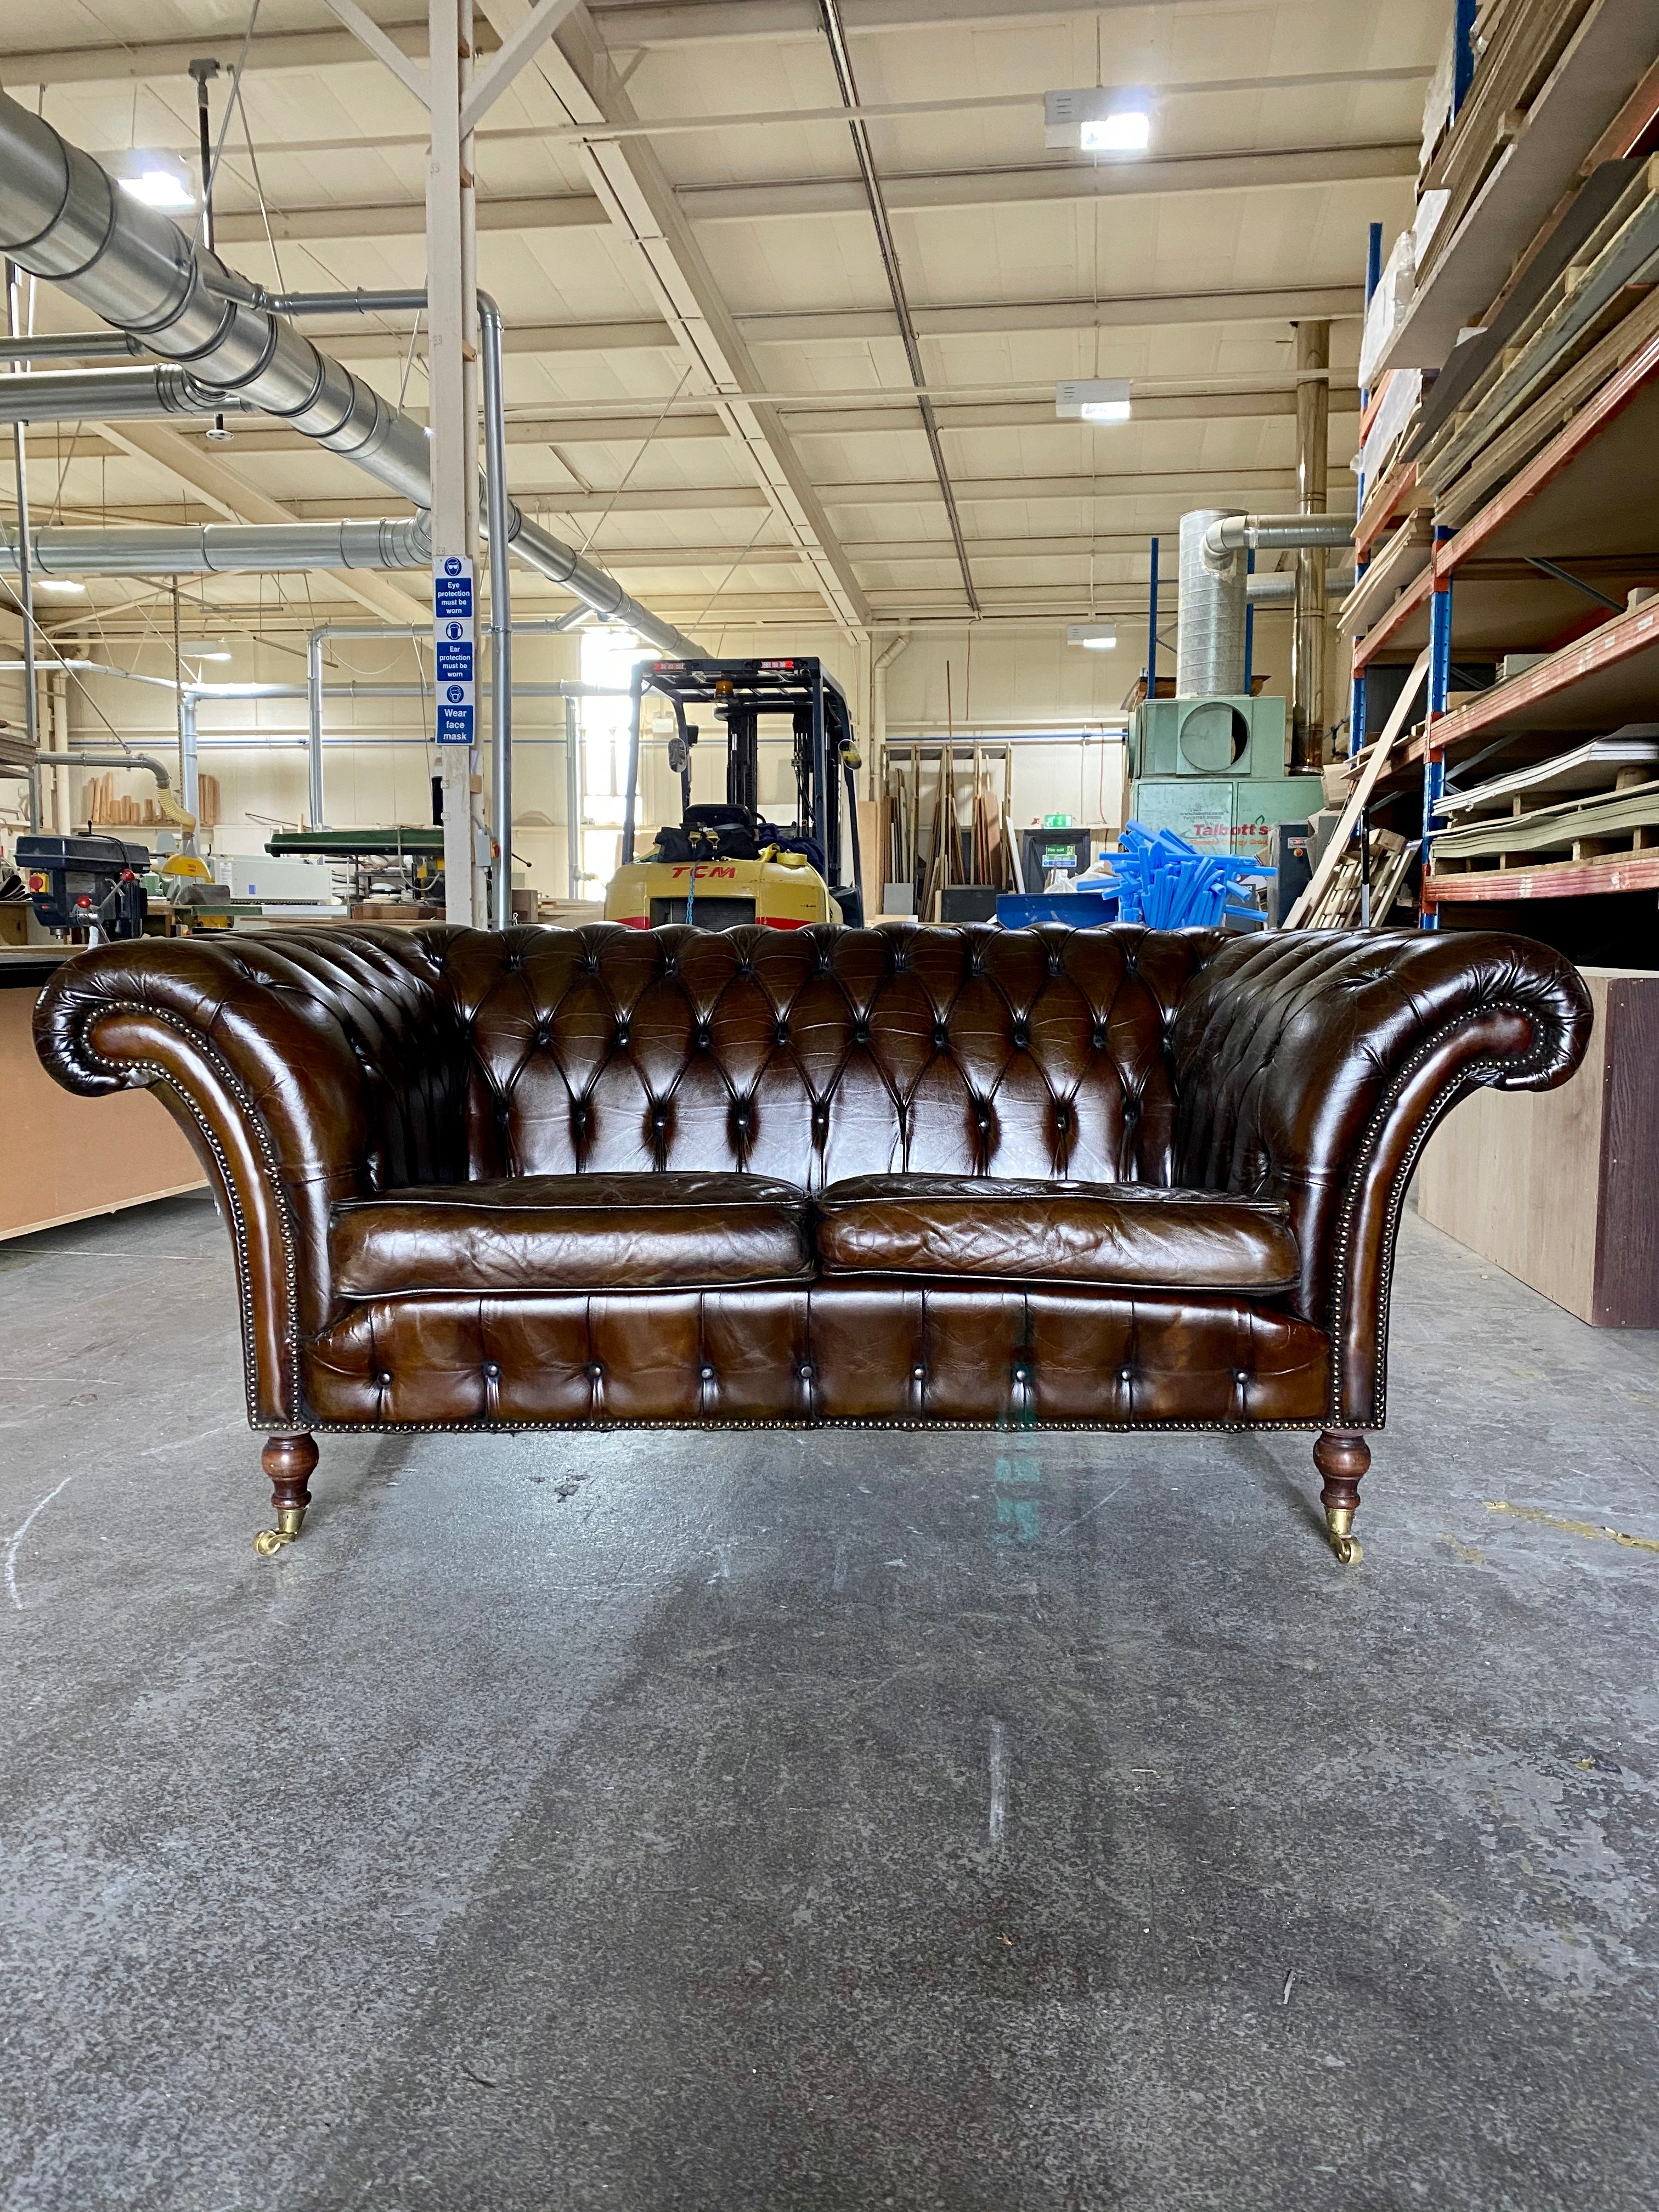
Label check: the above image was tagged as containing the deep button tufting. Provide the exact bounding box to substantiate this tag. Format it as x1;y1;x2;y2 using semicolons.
775;1021;791;1046
1092;1028;1108;1049
533;1024;551;1046
933;1025;949;1049
483;1361;500;1379
853;1021;870;1044
504;954;522;974
588;1362;603;1380
699;1363;715;1381
1119;1366;1133;1383
1125;1096;1141;1123
1012;1019;1029;1046
799;1363;813;1380
1013;1361;1033;1383
1047;952;1064;976
696;1025;712;1049
376;1370;393;1387
912;1364;926;1381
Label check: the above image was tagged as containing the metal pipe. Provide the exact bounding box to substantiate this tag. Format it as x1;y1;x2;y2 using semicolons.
0;364;250;424
481;290;512;930
0;517;431;575
565;696;582;899
35;747;175;785
307;628;325;829
0;93;700;656
1246;569;1355;603
1201;512;1351;571
5;257;40;833
179;691;199;824
0;331;137;361
1177;509;1247;697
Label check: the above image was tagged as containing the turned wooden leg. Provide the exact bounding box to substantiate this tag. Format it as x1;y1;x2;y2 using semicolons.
1313;1430;1370;1566
255;1432;318;1557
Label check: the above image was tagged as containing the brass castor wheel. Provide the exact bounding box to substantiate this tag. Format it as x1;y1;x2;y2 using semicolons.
1313;1431;1369;1567
253;1505;306;1556
255;1434;317;1557
1325;1506;1362;1566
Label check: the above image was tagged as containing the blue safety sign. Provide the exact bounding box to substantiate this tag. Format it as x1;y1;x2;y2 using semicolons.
433;555;476;744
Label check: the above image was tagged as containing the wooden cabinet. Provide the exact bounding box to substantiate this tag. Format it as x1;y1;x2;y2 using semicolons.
1417;966;1659;1326
1;953;206;1241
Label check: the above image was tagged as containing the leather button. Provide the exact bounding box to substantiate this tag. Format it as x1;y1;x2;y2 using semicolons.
912;1365;926;1381
1012;1023;1029;1046
1092;1029;1108;1050
588;1362;603;1380
933;1028;949;1049
798;1364;813;1381
696;1026;712;1049
482;1361;500;1379
853;1024;870;1045
1013;1363;1032;1383
376;1370;393;1387
699;1364;715;1382
1119;1367;1133;1383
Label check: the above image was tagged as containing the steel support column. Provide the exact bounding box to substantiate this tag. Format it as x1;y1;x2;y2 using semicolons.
428;0;485;926
1290;317;1329;770
1421;526;1454;929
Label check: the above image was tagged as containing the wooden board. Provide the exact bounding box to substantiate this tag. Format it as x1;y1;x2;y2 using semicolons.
1416;967;1659;1324
0;989;206;1240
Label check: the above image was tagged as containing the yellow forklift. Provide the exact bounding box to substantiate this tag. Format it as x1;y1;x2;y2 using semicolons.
607;657;864;930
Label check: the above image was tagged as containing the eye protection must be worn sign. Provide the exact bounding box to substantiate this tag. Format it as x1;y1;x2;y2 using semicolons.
433;556;475;745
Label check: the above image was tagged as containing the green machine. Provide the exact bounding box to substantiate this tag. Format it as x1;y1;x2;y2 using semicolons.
1128;694;1323;867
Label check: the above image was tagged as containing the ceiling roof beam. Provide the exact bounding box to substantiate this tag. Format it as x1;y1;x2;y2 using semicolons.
300;284;1365;366
0;20;457;89
478;0;870;629
589;0;1346;43
199;144;1412;248
74;466;1346;523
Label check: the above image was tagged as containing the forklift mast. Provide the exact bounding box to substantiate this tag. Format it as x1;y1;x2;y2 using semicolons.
620;657;860;902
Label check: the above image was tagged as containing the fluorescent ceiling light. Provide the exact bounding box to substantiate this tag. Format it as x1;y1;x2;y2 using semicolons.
1081;110;1150;153
104;149;195;211
1057;378;1132;424
32;578;88;596
1045;87;1154;155
179;640;233;661
1067;624;1117;651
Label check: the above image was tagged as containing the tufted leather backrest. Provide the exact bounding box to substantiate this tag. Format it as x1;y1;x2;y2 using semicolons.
429;921;1223;1192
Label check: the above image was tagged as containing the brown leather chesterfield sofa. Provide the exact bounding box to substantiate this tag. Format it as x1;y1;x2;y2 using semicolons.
35;922;1590;1564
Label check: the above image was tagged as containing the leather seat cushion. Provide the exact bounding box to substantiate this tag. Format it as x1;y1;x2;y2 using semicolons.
814;1175;1299;1294
332;1171;814;1296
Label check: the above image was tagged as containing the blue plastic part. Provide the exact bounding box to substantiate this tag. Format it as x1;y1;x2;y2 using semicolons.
996;891;1120;929
1093;821;1274;931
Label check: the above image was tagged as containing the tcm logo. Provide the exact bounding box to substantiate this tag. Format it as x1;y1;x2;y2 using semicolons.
670;864;737;879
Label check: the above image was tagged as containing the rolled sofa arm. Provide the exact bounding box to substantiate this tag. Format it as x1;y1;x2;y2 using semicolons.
33;927;469;1425
1172;929;1593;1425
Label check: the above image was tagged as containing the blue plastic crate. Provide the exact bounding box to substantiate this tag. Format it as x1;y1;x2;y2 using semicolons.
995;891;1119;929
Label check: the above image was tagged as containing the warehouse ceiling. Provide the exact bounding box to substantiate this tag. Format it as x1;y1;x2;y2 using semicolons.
0;0;1438;641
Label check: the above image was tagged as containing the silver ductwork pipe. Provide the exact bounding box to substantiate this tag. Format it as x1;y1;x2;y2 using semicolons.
1201;512;1352;571
0;89;701;658
0;518;430;576
1177;509;1248;697
1246;569;1355;605
0;365;251;424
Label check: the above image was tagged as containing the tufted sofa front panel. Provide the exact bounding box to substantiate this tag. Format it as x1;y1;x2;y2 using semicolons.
437;921;1222;1193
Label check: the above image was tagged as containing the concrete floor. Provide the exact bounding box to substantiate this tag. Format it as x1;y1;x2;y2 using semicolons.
2;1193;1657;2212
